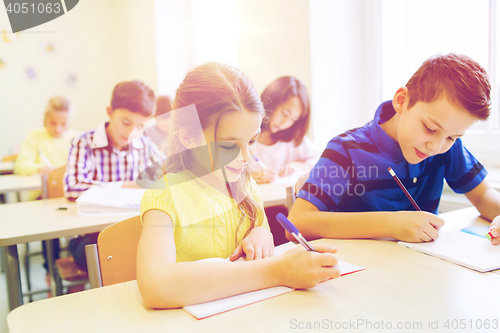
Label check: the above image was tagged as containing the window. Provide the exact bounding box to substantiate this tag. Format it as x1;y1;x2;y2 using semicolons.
154;0;238;95
381;0;500;164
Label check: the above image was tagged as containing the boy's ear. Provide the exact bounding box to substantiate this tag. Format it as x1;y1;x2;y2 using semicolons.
106;106;113;118
392;87;409;115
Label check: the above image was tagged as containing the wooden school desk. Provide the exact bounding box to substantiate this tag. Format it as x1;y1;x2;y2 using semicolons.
0;174;41;194
0;161;14;175
7;207;500;333
259;182;289;207
0;197;138;311
0;186;289;311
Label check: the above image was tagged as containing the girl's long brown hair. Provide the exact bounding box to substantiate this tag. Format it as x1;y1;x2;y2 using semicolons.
261;76;310;145
166;62;266;245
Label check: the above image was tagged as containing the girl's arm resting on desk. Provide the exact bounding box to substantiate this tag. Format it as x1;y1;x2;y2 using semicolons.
137;209;340;309
229;226;275;261
465;180;500;245
288;198;444;243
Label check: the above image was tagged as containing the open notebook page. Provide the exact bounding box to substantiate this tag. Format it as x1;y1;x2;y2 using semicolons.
399;231;500;273
75;186;146;209
75;186;145;216
183;242;364;319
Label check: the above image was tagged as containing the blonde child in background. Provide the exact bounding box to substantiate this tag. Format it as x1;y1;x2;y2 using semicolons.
250;76;320;184
14;95;78;199
14;95;78;289
137;62;340;309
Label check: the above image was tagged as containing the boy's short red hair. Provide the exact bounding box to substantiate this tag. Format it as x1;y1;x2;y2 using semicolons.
406;53;491;120
111;80;155;117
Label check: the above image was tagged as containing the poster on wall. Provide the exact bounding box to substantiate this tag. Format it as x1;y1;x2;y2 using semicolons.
25;67;36;79
65;73;77;88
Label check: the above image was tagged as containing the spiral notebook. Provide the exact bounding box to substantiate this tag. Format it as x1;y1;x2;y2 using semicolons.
399;231;500;273
183;242;365;319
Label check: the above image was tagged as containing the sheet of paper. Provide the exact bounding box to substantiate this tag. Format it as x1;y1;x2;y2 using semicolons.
183;286;293;319
399;231;500;273
183;242;364;319
75;186;146;209
76;203;139;217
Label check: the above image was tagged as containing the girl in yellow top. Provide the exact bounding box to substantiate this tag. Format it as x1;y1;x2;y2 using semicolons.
14;96;78;200
138;62;341;309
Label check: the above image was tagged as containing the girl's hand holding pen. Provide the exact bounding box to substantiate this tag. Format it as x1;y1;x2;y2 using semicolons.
250;168;277;184
278;163;295;177
270;244;340;289
38;164;53;175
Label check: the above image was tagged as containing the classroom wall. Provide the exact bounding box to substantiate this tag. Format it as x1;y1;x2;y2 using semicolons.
154;0;314;135
116;0;158;92
310;0;382;149
1;0;319;157
0;0;157;157
236;0;312;97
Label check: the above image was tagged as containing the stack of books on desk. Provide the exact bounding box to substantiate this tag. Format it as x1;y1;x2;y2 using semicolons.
75;186;145;216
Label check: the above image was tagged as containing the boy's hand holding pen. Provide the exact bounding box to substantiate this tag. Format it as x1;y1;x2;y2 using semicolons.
388;167;445;243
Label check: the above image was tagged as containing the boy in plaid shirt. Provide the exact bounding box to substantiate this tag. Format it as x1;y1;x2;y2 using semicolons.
64;80;163;273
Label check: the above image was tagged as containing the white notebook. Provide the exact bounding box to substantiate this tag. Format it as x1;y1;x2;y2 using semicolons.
183;242;365;319
75;186;145;216
399;231;500;273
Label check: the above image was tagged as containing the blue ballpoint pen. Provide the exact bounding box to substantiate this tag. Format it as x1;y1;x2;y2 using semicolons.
276;213;317;252
252;155;267;170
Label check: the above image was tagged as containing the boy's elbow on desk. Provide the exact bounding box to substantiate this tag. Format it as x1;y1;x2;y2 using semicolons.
287;198;322;240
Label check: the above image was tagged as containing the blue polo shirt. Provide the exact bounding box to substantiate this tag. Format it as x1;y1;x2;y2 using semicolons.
297;101;488;214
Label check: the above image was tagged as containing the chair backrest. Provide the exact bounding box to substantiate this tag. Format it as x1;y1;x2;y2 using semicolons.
2;154;18;162
93;215;142;287
285;172;310;211
295;172;310;194
41;166;66;199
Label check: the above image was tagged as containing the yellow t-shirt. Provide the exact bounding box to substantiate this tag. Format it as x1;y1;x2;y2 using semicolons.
14;128;78;175
14;127;78;200
140;172;270;262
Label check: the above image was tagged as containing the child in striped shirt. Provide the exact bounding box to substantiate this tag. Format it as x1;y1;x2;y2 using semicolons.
289;53;500;245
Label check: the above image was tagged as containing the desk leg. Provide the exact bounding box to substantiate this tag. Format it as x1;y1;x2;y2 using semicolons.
2;245;23;310
0;247;5;273
45;240;63;296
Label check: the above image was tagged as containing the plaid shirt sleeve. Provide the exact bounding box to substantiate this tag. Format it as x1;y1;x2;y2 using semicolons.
64;133;103;199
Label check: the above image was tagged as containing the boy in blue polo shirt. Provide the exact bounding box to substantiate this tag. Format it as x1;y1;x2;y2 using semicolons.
289;53;500;245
